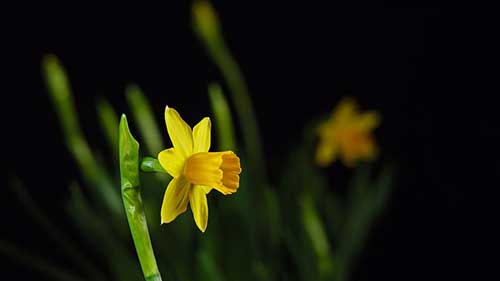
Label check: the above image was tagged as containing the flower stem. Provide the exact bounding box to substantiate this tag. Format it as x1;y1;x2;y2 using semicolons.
119;115;163;281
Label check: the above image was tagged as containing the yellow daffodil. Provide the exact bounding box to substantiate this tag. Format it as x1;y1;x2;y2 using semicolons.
316;98;380;167
158;106;241;232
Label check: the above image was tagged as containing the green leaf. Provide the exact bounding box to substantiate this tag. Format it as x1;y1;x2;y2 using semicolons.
42;54;122;216
119;115;163;281
192;0;222;48
42;54;81;143
97;98;119;157
300;193;333;274
208;83;236;151
126;84;164;156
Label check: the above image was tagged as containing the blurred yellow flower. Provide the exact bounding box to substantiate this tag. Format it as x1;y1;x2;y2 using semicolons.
316;98;380;167
158;106;241;232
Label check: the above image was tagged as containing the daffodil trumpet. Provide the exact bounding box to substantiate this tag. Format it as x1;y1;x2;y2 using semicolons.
156;106;242;232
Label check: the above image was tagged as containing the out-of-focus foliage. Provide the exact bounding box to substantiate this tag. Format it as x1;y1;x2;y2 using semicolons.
1;1;395;281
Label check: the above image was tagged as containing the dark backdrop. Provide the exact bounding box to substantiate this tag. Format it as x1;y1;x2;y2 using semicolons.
2;4;492;281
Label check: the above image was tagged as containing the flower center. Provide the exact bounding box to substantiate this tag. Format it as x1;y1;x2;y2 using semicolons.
184;151;241;195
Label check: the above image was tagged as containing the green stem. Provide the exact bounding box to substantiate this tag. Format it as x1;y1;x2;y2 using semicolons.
140;157;168;174
119;115;162;281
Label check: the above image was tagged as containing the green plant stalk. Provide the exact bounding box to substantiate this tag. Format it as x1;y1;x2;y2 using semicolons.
192;1;267;183
42;54;122;215
119;115;162;281
208;83;236;151
97;98;119;158
8;177;107;281
300;193;334;278
126;84;164;156
140;157;168;174
0;239;86;281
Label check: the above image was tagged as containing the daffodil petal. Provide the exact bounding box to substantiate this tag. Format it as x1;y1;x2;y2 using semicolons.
316;140;337;166
201;185;212;194
165;106;193;158
161;176;191;224
340;134;377;167
158;148;185;178
356;111;381;130
318;121;334;139
359;136;378;159
193;117;211;153
333;98;357;123
190;185;208;232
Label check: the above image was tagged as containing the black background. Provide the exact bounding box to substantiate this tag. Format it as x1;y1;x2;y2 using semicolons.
1;3;493;281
